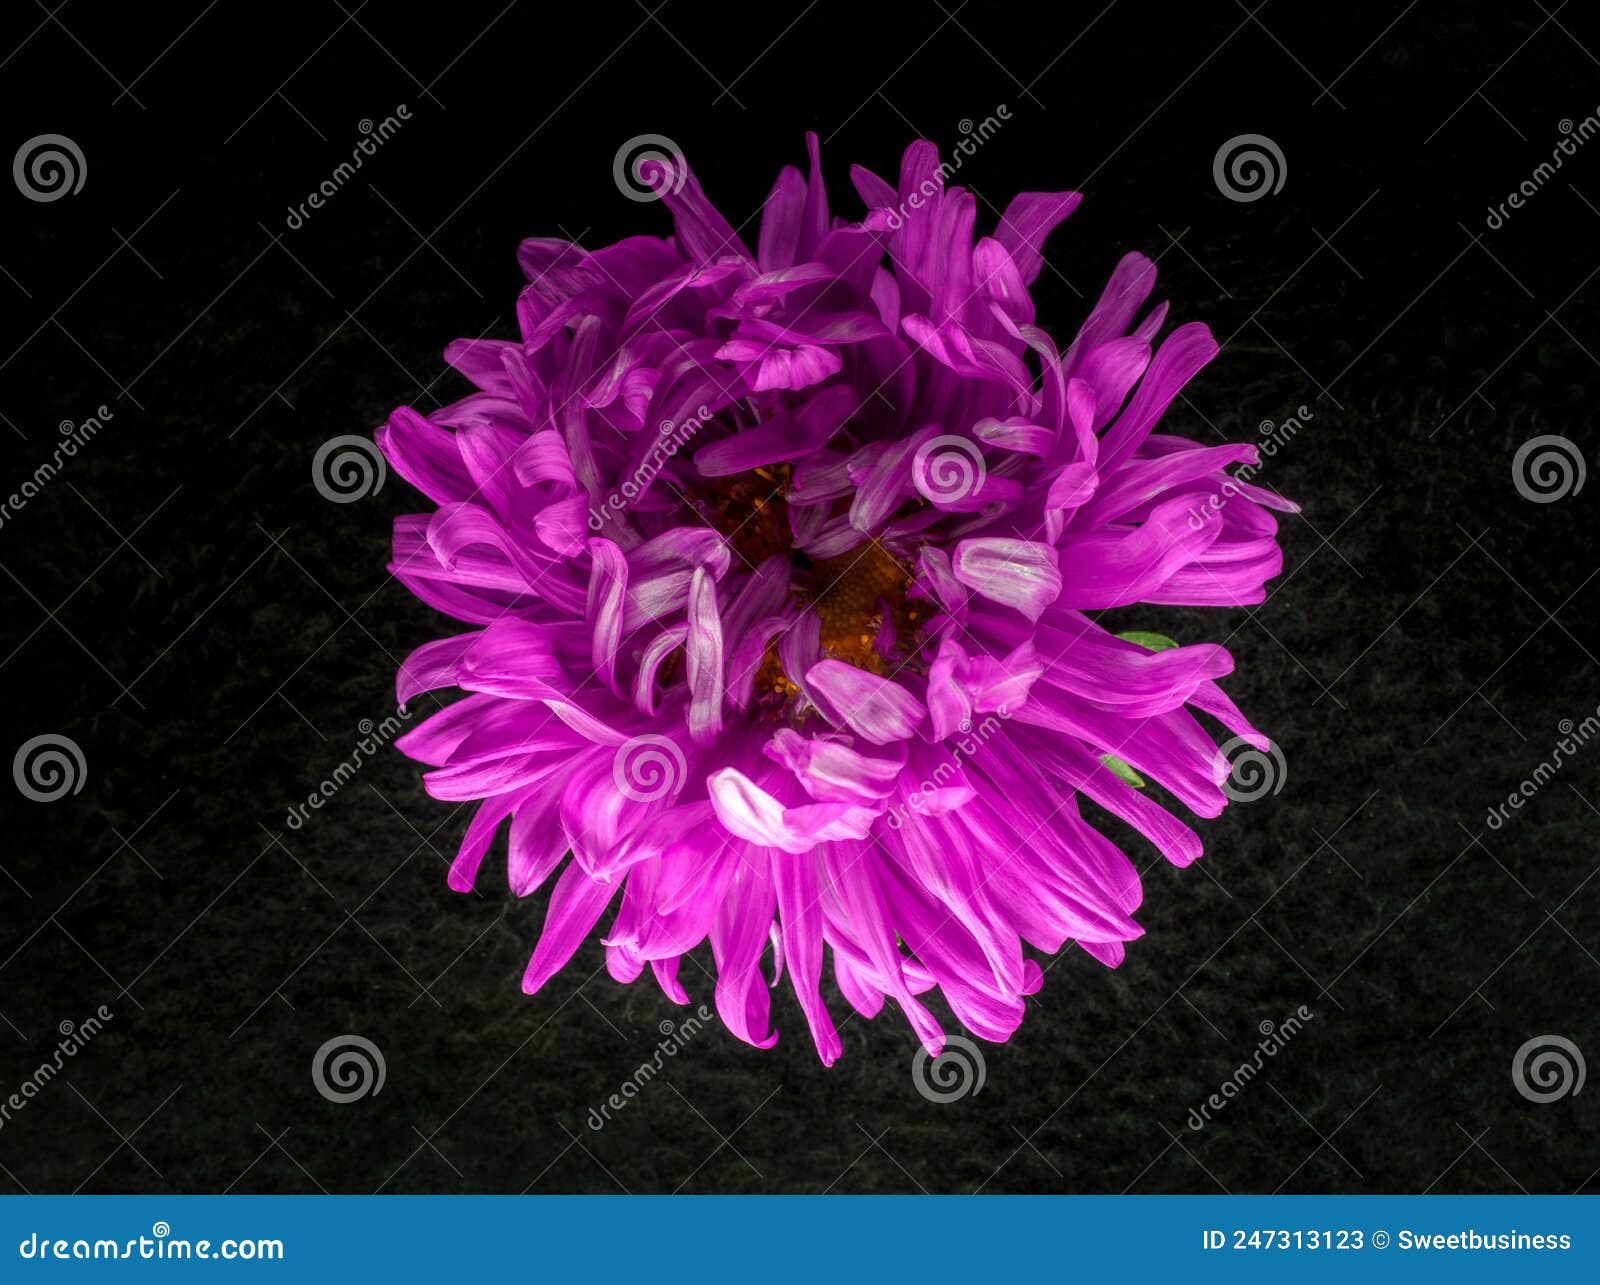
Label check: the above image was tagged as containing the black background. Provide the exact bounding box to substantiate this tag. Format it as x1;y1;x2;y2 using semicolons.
2;0;1598;1195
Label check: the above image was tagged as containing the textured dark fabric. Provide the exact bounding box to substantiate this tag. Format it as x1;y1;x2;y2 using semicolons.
2;0;1596;1195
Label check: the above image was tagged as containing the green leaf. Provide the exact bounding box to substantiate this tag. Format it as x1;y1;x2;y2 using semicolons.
1116;630;1180;652
1100;754;1146;788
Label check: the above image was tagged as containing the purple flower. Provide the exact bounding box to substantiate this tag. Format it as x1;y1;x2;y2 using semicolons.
377;136;1296;1063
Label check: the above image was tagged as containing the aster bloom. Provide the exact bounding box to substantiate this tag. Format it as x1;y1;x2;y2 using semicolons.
377;136;1295;1064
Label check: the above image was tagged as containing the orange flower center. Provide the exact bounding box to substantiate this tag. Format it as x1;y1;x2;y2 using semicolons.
690;466;924;704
